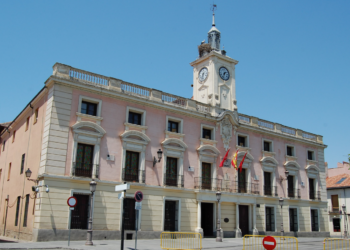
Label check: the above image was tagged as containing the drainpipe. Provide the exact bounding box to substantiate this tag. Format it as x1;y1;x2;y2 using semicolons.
3;195;9;236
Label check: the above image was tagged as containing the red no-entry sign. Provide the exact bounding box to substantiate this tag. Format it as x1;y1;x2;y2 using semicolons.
262;236;276;250
67;196;77;208
134;191;143;202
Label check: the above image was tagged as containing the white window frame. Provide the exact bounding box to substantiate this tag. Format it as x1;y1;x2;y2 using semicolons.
67;189;94;229
237;132;249;148
265;205;277;232
126;106;146;126
119;194;142;231
197;146;219;189
201;124;216;141
78;95;102;118
285;144;295;157
166;116;183;134
288;206;299;232
310;207;320;232
162;197;181;231
262;138;274;152
307;150;316;161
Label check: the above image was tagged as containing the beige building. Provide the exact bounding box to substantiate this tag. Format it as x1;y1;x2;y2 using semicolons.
0;16;329;241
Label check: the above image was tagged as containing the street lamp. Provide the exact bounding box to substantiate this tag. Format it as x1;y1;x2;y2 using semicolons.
153;149;163;167
216;191;222;242
343;204;347;239
279;197;284;237
86;180;97;246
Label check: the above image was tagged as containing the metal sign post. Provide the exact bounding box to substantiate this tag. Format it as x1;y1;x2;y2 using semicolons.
119;182;128;250
135;201;142;250
67;197;77;246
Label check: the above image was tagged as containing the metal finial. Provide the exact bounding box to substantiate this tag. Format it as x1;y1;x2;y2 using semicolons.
210;3;217;26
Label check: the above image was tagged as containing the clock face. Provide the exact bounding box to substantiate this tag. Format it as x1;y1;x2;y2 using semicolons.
219;67;230;81
198;67;208;82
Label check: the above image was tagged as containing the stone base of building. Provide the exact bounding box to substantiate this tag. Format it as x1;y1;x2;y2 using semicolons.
0;229;33;241
258;231;330;237
32;229;163;242
223;231;235;238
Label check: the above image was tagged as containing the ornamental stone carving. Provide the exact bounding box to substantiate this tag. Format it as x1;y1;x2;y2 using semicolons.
220;116;233;150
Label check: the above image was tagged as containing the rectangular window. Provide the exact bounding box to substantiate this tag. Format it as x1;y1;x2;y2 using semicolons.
12;130;16;143
309;178;315;199
2;140;6;151
81;101;97;116
34;108;39;124
287;175;294;198
123;198;136;230
128;112;142;125
20;154;25;174
238;136;246;147
287;146;294;156
202;128;212;140
0;169;2;180
201;163;212;190
164;200;178;231
23;194;30;227
165;157;178;187
333;218;341;232
331;195;339;212
124;151;139;182
264;172;272;196
15;196;21;226
311;209;319;231
25;117;30;131
307;150;314;160
168;121;179;133
265;207;275;231
238;168;247;193
263;141;271;152
74;144;94;178
7;163;11;181
289;208;298;232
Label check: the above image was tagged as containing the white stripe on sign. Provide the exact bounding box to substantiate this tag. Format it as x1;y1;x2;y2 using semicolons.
264;241;275;245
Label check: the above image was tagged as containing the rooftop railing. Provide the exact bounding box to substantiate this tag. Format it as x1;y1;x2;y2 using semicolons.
69;68;109;86
258;120;274;130
121;82;150;98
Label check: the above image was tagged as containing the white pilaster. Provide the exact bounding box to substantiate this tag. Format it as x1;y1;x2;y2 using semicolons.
235;203;242;238
253;204;258;234
195;201;203;235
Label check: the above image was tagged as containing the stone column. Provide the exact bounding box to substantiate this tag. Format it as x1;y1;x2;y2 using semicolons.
235;203;242;238
195;201;203;235
253;204;258;234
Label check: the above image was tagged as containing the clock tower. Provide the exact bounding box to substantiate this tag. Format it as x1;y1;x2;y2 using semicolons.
190;12;239;115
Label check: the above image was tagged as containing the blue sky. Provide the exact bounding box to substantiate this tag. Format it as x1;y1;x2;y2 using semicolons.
0;1;349;168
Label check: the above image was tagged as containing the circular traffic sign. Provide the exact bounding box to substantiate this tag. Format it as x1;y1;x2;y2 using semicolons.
134;191;143;202
67;196;77;207
262;236;276;250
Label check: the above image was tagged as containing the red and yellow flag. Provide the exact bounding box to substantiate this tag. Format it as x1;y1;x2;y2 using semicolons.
231;150;239;169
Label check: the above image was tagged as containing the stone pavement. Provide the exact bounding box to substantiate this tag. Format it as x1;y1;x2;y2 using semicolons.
0;236;327;250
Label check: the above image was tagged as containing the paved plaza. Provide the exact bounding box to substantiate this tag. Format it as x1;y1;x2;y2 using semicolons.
0;236;328;250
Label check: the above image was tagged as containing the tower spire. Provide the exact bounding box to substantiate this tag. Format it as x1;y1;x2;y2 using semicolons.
211;4;217;26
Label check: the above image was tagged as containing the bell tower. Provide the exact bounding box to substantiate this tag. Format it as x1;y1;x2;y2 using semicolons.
190;6;239;115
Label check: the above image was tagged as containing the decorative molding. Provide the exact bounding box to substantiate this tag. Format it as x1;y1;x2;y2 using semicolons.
120;130;151;143
262;151;276;158
76;112;103;122
197;144;220;156
260;156;278;167
124;122;148;134
200;138;217;147
165;131;185;141
161;138;188;151
72;121;106;137
306;164;320;173
219;116;233;151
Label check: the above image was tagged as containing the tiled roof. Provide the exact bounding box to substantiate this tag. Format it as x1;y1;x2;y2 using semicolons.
326;173;350;188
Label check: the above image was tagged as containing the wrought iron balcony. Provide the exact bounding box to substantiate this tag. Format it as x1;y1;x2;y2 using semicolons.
264;185;278;197
194;177;222;191
309;190;321;200
288;188;301;199
122;169;145;183
222;181;260;195
164;174;184;188
72;162;99;178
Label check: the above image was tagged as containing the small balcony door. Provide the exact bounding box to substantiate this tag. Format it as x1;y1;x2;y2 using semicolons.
75;144;94;177
264;172;272;195
202;163;211;190
288;176;294;198
165;157;178;187
238;169;246;193
309;178;315;199
124;151;140;182
164;200;177;231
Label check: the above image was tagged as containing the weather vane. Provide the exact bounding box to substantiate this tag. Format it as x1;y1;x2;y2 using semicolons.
210;3;217;14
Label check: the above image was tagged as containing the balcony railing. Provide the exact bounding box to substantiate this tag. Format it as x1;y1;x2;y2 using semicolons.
164;174;184;188
222;181;260;195
309;190;321;200
122;169;145;183
288;188;301;199
194;177;222;191
264;186;278;196
72;162;99;178
329;206;340;213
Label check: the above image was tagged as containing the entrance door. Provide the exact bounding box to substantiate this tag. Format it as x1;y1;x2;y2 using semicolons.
124;198;136;230
164;200;177;231
239;205;249;236
264;172;272;195
71;194;89;229
289;208;298;232
202;163;212;190
201;203;213;237
238;169;246;193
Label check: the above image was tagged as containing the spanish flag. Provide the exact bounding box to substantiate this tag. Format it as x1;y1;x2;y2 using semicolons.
231;150;239;169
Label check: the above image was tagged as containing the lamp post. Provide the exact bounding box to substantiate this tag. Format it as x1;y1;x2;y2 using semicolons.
153;149;163;167
216;191;222;242
86;180;97;246
279;197;284;237
343;204;347;239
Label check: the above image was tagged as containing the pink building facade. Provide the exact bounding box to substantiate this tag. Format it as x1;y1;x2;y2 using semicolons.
0;20;329;241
